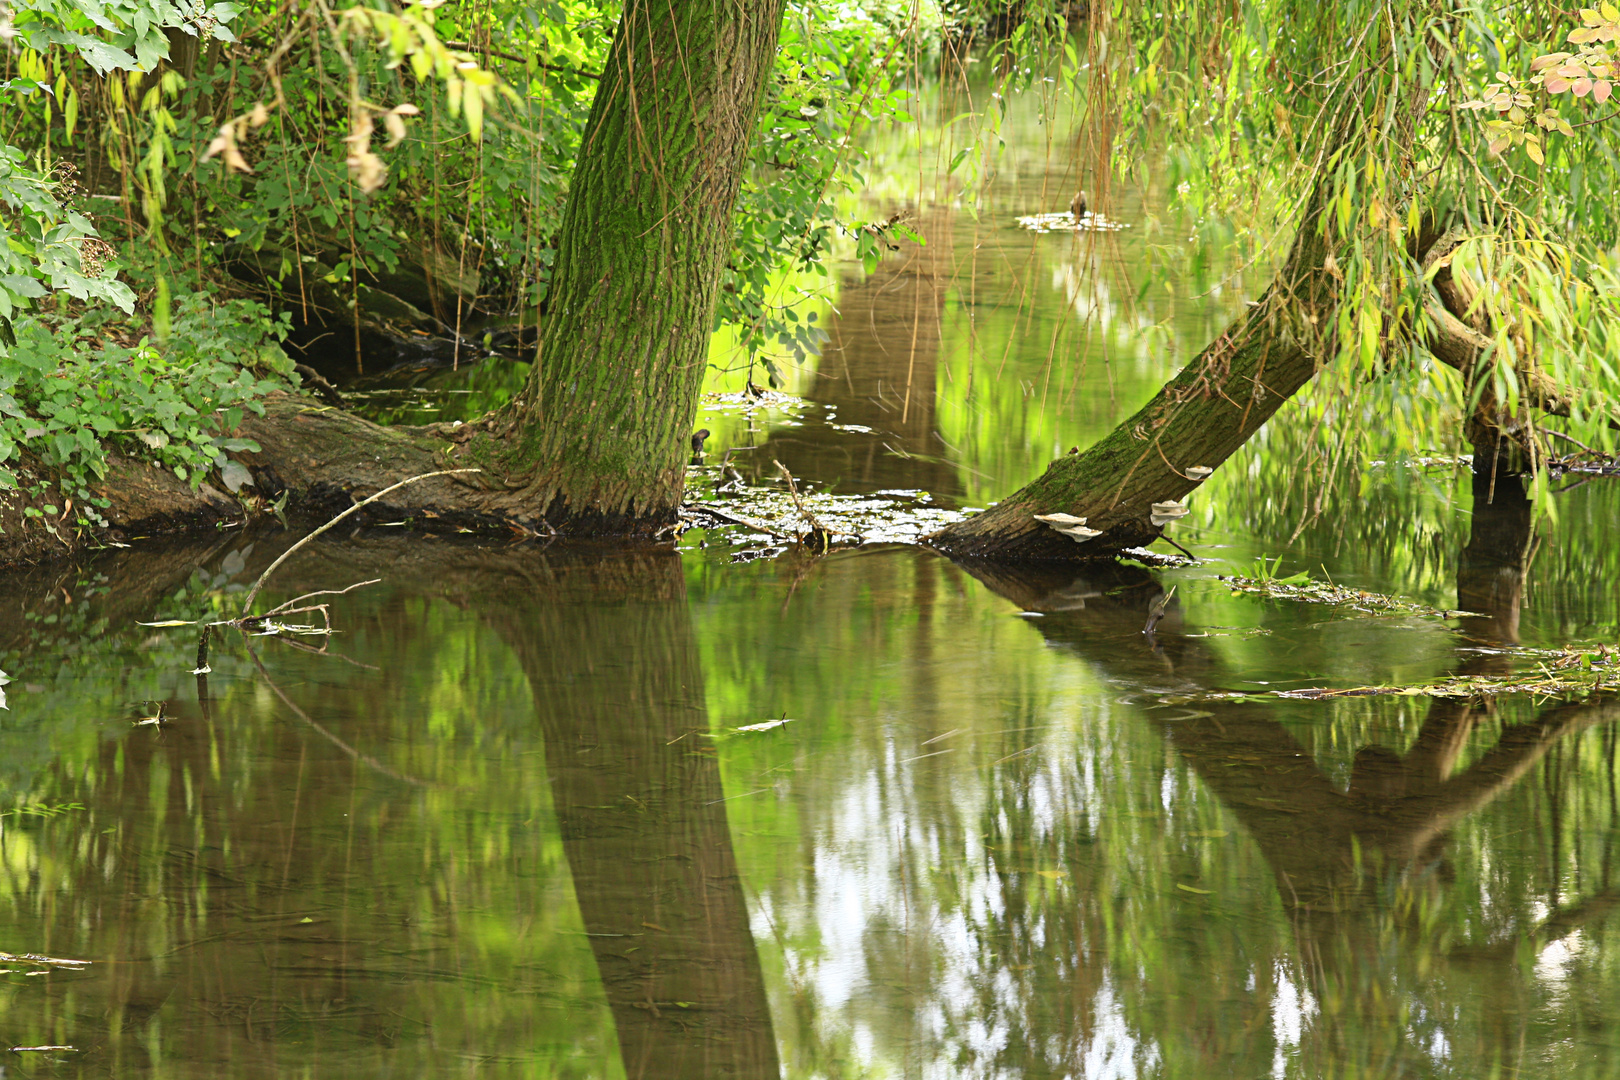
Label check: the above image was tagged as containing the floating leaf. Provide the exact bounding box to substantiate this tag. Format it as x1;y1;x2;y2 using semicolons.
735;717;796;733
1176;883;1213;895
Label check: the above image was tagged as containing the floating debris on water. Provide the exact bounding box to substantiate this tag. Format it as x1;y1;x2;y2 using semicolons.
1121;547;1201;567
0;952;91;969
701;389;809;414
1016;211;1131;234
734;717;797;733
1217;574;1471;619
681;467;967;554
1367;454;1474;469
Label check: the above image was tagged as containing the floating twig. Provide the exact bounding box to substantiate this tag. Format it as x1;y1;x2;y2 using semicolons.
0;953;90;968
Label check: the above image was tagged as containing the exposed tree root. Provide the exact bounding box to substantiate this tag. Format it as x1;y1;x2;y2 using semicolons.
0;392;671;570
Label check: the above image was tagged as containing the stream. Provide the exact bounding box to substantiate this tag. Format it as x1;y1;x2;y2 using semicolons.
2;75;1619;1080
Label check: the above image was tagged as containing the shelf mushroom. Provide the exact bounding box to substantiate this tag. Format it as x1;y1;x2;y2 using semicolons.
1034;511;1103;543
1185;466;1214;481
1150;501;1190;527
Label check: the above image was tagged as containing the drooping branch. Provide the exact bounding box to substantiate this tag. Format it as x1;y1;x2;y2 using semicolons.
1416;228;1619;460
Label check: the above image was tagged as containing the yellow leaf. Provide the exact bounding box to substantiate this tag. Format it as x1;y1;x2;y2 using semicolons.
1603;2;1620;20
1037;870;1066;880
1526;138;1544;165
1176;883;1212;895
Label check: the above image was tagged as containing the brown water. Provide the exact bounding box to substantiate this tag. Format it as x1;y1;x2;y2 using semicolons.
4;77;1620;1080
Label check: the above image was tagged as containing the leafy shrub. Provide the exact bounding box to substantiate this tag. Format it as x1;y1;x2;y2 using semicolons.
0;293;294;517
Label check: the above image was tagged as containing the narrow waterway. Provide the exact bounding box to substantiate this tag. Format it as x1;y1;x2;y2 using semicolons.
3;69;1619;1080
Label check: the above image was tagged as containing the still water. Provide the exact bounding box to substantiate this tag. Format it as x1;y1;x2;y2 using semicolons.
4;79;1620;1080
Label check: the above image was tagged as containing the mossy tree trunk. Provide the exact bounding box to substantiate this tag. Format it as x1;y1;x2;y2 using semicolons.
929;29;1452;563
480;0;789;535
928;192;1341;561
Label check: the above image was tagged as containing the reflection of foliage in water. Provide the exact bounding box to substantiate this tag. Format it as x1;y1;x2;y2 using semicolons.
0;506;1616;1075
0;563;620;1077
693;545;1620;1079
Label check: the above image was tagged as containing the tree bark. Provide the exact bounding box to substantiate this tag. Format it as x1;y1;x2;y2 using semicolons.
477;0;790;535
0;0;797;570
927;200;1338;561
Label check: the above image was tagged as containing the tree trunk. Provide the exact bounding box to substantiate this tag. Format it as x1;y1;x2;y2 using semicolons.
479;0;790;536
0;0;796;570
927;202;1337;561
929;28;1455;563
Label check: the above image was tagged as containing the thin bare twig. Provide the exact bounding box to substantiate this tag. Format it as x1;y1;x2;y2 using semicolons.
443;40;599;79
1544;429;1601;457
243;640;432;788
774;461;834;552
261;579;382;618
240;469;480;615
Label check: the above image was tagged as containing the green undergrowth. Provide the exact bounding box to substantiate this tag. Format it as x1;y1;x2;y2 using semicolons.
0;293;295;522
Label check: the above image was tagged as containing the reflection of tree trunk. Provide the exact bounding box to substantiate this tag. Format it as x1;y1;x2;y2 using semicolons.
1456;470;1533;646
954;474;1618;977
756;211;962;497
949;480;1619;1074
488;554;780;1080
7;540;776;1079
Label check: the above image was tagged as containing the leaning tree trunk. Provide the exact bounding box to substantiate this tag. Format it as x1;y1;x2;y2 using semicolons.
476;0;789;535
931;33;1438;562
928;200;1339;561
